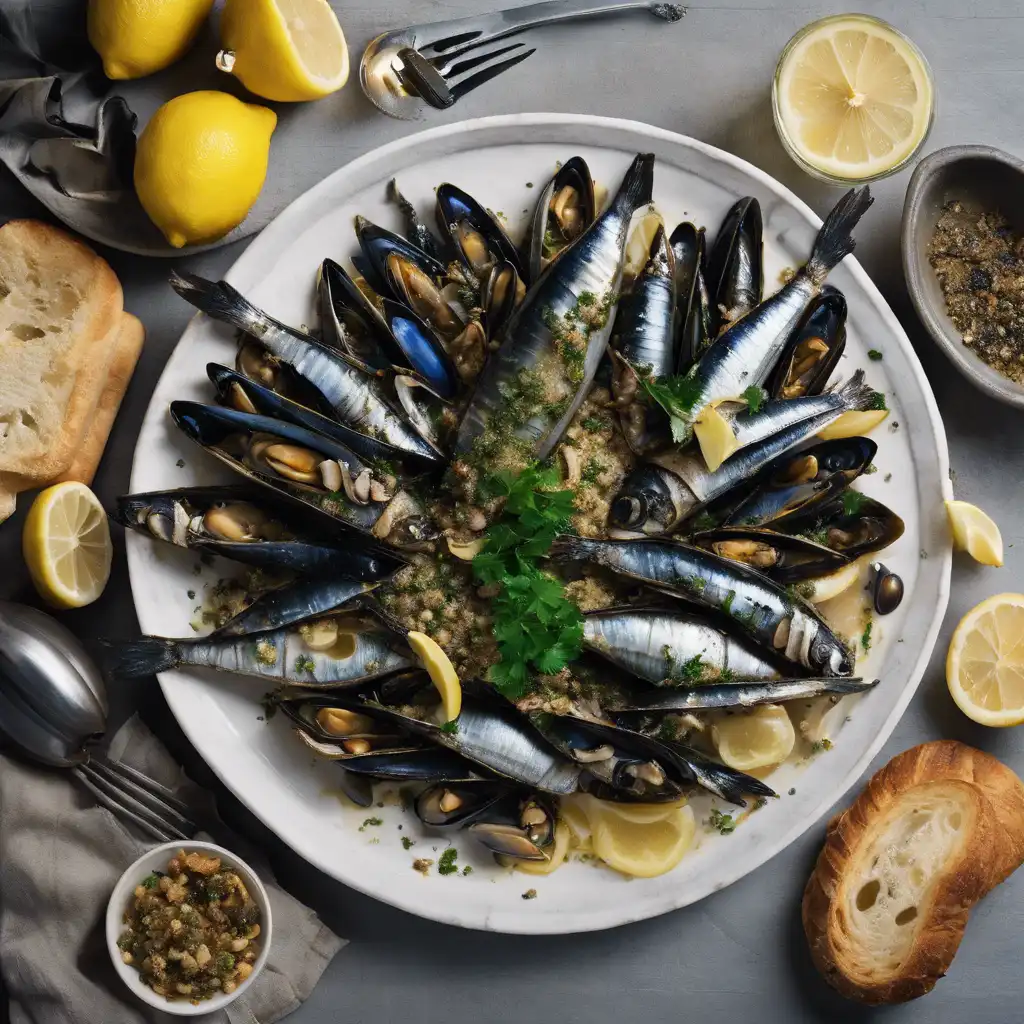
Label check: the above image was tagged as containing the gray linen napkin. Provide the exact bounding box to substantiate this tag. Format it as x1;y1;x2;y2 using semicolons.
0;715;346;1023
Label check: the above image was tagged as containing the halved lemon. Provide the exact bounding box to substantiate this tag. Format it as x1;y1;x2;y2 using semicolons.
407;630;462;722
712;705;796;771
817;408;889;440
590;803;696;878
23;482;112;609
774;14;933;181
946;501;1004;567
946;594;1024;727
219;0;349;102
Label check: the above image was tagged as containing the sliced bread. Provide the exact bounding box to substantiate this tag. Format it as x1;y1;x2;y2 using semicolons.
0;219;123;479
803;740;1024;1004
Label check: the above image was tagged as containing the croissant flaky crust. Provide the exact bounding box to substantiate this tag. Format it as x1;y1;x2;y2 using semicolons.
802;740;1024;1004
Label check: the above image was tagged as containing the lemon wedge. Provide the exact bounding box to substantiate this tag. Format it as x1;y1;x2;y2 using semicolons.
946;501;1004;566
774;14;933;181
407;630;462;722
23;482;112;609
624;212;665;278
219;0;349;102
817;408;889;440
712;705;796;771
946;594;1024;727
801;557;865;605
694;403;739;472
590;803;696;878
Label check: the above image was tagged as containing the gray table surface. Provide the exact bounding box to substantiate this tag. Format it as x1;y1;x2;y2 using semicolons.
3;1;1024;1021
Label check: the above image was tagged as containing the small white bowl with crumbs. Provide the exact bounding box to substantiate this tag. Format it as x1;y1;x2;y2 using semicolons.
106;841;272;1015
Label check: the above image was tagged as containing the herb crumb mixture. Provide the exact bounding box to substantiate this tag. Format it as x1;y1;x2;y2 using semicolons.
929;201;1024;384
117;849;261;1003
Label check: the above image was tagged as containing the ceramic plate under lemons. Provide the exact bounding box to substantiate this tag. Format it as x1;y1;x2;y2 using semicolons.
126;114;952;933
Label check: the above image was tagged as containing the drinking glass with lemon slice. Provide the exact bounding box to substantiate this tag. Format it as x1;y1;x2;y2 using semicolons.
773;14;934;183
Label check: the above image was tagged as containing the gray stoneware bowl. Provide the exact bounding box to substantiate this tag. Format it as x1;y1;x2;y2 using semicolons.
902;144;1024;408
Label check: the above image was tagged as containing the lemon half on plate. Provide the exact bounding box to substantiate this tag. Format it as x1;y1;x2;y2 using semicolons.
773;14;934;182
23;482;112;608
947;594;1024;727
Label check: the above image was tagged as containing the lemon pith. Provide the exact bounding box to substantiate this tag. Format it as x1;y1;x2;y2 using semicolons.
23;483;112;609
947;594;1024;727
219;0;349;102
88;0;214;80
134;91;276;249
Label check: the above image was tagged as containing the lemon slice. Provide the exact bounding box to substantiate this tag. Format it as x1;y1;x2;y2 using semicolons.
571;793;687;827
407;630;462;721
590;804;696;878
946;501;1004;567
712;705;796;771
500;822;572;876
947;594;1024;726
774;14;933;181
23;482;112;609
558;796;593;846
219;0;349;102
624;212;664;278
694;403;740;472
817;408;889;440
802;557;865;605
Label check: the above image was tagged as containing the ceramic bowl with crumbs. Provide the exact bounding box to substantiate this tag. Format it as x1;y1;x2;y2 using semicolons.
903;145;1024;408
105;841;272;1016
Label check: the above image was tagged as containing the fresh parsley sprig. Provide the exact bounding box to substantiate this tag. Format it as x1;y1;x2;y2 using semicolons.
472;464;583;699
640;372;703;442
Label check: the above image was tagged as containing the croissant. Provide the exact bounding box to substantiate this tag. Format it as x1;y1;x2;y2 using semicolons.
802;740;1024;1004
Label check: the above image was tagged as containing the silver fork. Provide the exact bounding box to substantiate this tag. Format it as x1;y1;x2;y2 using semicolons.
73;753;199;843
361;0;685;119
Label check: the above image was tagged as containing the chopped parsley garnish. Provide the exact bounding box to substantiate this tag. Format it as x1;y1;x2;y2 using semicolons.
294;655;316;674
581;415;608;432
440;719;460;734
722;590;736;614
462;865;473;876
841;489;868;516
401;836;415;850
867;349;883;361
810;738;834;754
358;817;383;832
868;390;888;410
861;618;873;652
141;873;161;890
708;809;735;835
640;371;703;441
741;385;767;413
472;464;583;699
581;457;606;485
438;848;459;876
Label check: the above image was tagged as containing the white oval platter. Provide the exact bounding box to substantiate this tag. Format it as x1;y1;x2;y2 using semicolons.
126;114;952;934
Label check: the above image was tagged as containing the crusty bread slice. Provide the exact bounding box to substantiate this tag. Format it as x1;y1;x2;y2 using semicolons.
803;741;1024;1004
54;312;144;486
0;219;123;479
0;311;144;519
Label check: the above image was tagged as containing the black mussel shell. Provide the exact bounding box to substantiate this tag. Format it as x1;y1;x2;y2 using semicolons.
528;155;597;281
354;216;450;302
706;197;764;332
694;526;849;582
767;286;847;399
783;492;905;561
670;222;713;373
466;792;556;860
387;178;446;261
871;561;905;615
379;300;459;398
435;183;527;285
483;260;526;339
415;779;512;828
236;340;339;420
317;258;393;371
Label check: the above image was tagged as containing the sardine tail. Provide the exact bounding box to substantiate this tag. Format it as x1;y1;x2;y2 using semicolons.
806;186;874;285
613;153;655;218
169;271;265;334
548;535;596;564
100;637;181;678
835;368;875;411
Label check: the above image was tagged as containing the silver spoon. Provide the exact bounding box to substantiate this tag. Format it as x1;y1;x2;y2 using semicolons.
361;0;686;120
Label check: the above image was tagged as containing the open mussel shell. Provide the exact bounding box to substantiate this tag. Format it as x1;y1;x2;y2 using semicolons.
670;222;713;373
388;370;455;454
208;363;435;471
466;792;556;860
528;156;597;281
236;340;339;420
113;483;406;581
317;258;393;370
767;286;847;399
169;401;385;534
694;526;849;583
379;299;459;398
483;260;526;339
414;779;512;828
706;196;763;331
782;493;906;561
277;694;404;745
354;217;448;296
436;182;527;285
712;437;878;529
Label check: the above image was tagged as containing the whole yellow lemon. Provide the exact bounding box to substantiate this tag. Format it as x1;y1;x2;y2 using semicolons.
88;0;215;80
134;91;277;249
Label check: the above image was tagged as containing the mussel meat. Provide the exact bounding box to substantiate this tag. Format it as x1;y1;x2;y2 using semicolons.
694;526;849;582
317;258;393;371
527;156;597;280
436;183;527;287
767;286;847;399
